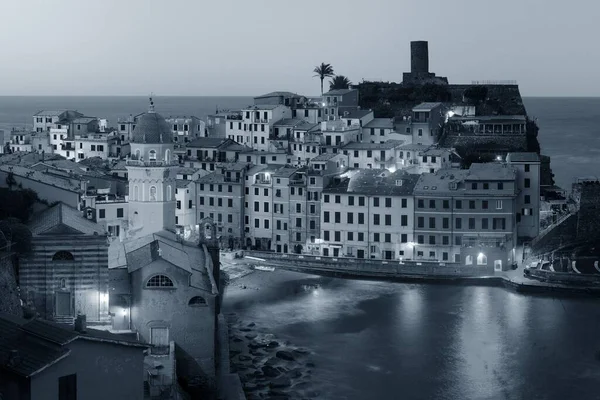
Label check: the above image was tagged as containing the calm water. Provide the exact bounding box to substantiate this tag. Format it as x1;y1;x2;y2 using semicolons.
0;96;598;190
225;275;600;400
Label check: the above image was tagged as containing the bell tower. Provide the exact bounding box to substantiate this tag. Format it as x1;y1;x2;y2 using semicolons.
126;98;176;238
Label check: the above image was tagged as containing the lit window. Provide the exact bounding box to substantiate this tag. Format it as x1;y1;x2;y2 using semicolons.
465;255;473;265
146;275;174;288
477;253;488;265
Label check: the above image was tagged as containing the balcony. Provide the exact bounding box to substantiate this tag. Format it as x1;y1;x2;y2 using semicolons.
289;178;305;186
127;155;175;167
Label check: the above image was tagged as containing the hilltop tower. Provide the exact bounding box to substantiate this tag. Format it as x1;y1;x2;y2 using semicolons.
402;40;448;85
126;98;176;238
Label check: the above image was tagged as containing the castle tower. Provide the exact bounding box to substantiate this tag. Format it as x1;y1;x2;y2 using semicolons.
410;41;429;75
126;98;176;238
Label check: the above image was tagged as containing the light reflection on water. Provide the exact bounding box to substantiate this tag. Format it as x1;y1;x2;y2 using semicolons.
224;276;600;400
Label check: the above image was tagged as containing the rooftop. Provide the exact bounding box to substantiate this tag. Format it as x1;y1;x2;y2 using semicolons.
294;121;319;131
363;118;394;129
413;102;443;111
131;111;173;144
176;179;192;189
506;152;540;163
324;169;420;196
323;89;356;96
311;153;343;162
243;104;283;111
0;164;84;193
448;115;526;122
467;162;517;181
273;118;306;127
254;91;301;99
340;109;373;119
28;202;105;236
187;137;232;149
71;117;97;124
33;110;67;117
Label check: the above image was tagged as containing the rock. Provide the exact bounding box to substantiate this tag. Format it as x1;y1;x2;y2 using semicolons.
245;333;258;340
270;376;292;389
276;366;288;373
276;351;295;361
305;362;315;368
247;322;256;327
233;337;243;343
267;341;280;348
253;370;264;378
230;350;241;356
238;355;252;362
250;349;266;356
293;348;310;355
305;390;320;398
249;342;266;350
292;381;311;389
289;368;303;379
265;357;279;366
261;365;281;378
240;328;252;332
244;382;259;391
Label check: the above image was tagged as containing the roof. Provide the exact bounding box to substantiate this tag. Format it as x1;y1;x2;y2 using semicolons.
197;172;227;184
176;167;198;175
131;112;173;144
413;102;443;111
342;140;405;150
506;152;540;163
323;169;420;196
273;118;305;127
448;115;526;122
466;163;517;181
0;314;147;378
273;166;300;178
323;89;356;96
0;164;84;193
71;117;97;124
28;202;105;236
187;137;231;149
243;104;283;111
363;118;394;129
294;121;319;131
110;160;127;171
311;153;342;162
340;109;373;119
176;179;192;189
254;91;300;99
33;110;66;117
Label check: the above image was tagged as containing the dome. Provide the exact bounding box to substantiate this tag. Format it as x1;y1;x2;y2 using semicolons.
132;112;173;144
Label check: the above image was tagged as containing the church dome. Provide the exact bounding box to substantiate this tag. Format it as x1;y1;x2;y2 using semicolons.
132;110;173;144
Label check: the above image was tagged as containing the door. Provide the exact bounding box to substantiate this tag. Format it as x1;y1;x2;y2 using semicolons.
150;327;169;355
494;260;502;272
357;249;365;259
56;292;71;316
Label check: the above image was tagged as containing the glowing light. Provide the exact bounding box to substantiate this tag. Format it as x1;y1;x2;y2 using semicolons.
100;292;109;303
407;242;416;248
447;111;455;118
478;252;485;258
496;155;502;161
122;308;128;316
322;102;326;107
388;166;397;173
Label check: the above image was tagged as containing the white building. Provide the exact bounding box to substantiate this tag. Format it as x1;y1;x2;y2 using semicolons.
237;104;292;151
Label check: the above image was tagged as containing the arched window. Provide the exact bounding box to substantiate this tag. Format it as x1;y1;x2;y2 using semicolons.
146;275;174;288
133;185;139;201
465;255;473;265
188;296;207;307
165;149;171;162
53;251;74;261
149;150;157;160
477;253;488;265
166;185;172;201
149;186;157;201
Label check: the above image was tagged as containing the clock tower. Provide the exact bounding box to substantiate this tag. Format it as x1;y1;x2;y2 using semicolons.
126;98;176;238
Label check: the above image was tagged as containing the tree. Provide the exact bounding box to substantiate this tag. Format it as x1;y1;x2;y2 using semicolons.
329;75;352;91
0;188;38;222
313;63;334;95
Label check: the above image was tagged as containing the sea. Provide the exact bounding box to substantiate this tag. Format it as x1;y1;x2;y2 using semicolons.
0;96;599;190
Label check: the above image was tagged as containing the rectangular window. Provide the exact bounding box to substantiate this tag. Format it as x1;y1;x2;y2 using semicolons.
255;219;259;228
401;234;407;243
443;200;449;209
417;199;424;208
348;231;354;241
417;217;424;228
254;202;259;212
324;195;330;203
359;197;365;206
524;178;531;188
471;182;477;190
335;212;341;223
358;232;364;242
374;233;380;242
525;195;531;204
117;208;123;218
373;197;379;207
483;183;489;190
401;198;407;208
264;219;269;229
401;215;408;226
417;235;424;244
59;374;77;400
469;200;476;209
429;235;435;245
455;200;462;209
99;209;106;219
385;233;391;243
188;200;193;209
385;215;391;225
296;204;301;213
429;199;435;209
296;218;302;228
442;217;449;229
324;231;330;241
525;164;530;172
385;198;392;207
429;217;435;229
373;214;380;225
455;218;462;229
498;182;504;190
496;200;503;210
324;211;330;223
335;195;341;204
482;218;489;229
334;231;341;242
347;212;354;224
455;236;462;246
228;199;233;207
348;196;354;206
482;200;488;209
442;235;449;245
358;213;365;224
469;218;475;229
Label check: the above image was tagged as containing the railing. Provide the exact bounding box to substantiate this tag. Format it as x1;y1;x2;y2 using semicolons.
127;159;174;167
471;80;517;85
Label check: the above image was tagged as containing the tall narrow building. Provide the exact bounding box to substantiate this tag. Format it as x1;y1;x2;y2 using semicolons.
126;99;176;238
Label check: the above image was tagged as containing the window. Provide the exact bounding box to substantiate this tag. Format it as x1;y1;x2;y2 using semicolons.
188;296;207;307
359;197;365;206
442;218;449;229
429;235;435;245
455;218;462;229
417;217;424;228
358;213;365;224
455;200;462;209
482;218;489;229
348;232;354;241
228;199;233;207
117;208;123;218
177;200;182;209
429;217;435;229
373;197;379;207
324;231;330;241
347;212;354;224
401;198;407;208
324;211;330;223
334;212;341;223
146;275;174;288
373;214;380;225
417;235;424;244
525;195;531;204
469;218;475;229
335;195;341;204
465;255;473;265
471;183;477;190
296;218;302;228
385;233;391;243
524;164;530;172
189;200;193;209
483;183;489;190
498;182;504;190
296;204;301;213
149;149;157;160
150;327;169;355
59;374;77;400
324;195;330;203
401;215;408;226
477;253;488;265
374;233;380;242
149;186;157;201
482;200;488;209
496;200;503;210
99;209;105;219
469;200;476;209
385;215;391;226
358;232;364;242
429;199;435;209
334;231;341;242
442;236;449;245
443;200;449;209
385;198;392;207
52;251;74;261
167;185;172;201
524;178;531;188
417;199;424;208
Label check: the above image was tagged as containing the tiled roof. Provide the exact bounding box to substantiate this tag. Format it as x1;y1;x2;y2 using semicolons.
28;202;105;236
0;164;83;193
323;89;356;96
294;121;319;131
187;137;231;149
71;117;97;124
506;152;540;163
323;169;420;196
311;153;341;162
448;115;526;122
176;179;192;189
176;167;198;175
33;110;67;117
413;102;443;111
467;163;516;181
110;160;127;171
197;172;226;184
272;165;300;178
243;104;283;111
131;112;173;144
273;118;305;127
363;118;394;129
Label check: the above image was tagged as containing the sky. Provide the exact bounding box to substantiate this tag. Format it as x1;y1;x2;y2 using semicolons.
0;0;597;97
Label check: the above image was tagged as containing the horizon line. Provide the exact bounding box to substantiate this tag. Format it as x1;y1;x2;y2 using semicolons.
0;94;599;98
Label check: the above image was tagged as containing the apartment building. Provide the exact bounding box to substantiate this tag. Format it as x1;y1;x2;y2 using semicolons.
291;104;323;124
196;163;249;248
81;191;128;238
339;109;374;130
116;113;144;143
506;152;541;240
33;110;83;133
362;118;395;143
238;148;290;166
166;116;204;144
183;137;246;171
342;140;406;170
210;110;242;139
395;103;445;146
412;163;518;270
253;91;306;107
399;145;457;174
233;105;292;151
75;132;120;160
320;120;361;152
9;130;33;153
320;169;419;259
321;89;360;119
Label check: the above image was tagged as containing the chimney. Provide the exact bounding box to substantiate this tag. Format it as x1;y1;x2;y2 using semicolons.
74;314;87;333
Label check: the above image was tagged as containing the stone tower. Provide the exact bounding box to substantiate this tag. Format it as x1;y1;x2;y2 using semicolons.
126;99;176;238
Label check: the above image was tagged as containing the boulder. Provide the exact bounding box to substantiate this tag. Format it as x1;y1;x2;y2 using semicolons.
305;362;315;368
238;354;252;362
289;368;303;379
261;365;281;378
267;341;280;348
245;333;258;340
265;357;279;366
276;351;295;361
247;322;256;327
240;328;252;332
270;376;292;389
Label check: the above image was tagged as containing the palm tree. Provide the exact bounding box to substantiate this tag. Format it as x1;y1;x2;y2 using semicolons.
313;63;334;95
329;75;352;91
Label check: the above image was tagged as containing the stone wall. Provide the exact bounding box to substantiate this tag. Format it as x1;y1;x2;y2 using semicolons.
247;251;495;277
527;268;600;285
442;134;528;153
576;182;600;241
530;213;577;255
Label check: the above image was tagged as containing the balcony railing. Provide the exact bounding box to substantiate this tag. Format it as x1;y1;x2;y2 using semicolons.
126;158;174;167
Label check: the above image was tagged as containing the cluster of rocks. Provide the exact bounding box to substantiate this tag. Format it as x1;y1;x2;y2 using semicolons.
227;314;320;400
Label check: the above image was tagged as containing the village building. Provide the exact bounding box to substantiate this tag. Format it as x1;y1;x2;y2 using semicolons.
321;89;360;119
506;152;541;240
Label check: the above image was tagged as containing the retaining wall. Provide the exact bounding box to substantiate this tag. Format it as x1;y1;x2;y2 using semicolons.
530;214;577;255
527;268;600;286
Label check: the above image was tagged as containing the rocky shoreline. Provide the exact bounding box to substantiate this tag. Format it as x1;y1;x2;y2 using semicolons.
226;313;321;400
